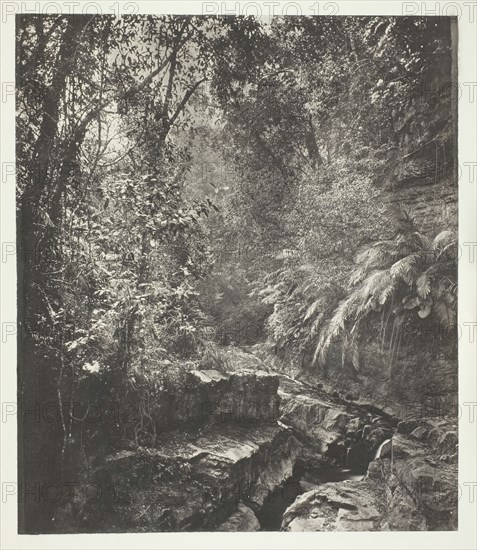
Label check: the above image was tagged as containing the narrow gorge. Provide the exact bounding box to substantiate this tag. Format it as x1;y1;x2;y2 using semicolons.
53;348;457;533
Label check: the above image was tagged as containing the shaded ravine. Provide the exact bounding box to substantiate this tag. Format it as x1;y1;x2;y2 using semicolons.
219;369;398;531
60;353;457;533
219;368;457;532
253;460;368;531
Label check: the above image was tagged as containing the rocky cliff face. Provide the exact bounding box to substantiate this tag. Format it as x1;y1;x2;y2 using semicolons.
278;374;397;470
305;64;459;427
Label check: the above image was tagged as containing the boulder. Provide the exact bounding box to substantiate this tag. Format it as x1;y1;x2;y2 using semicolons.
217;503;260;531
282;480;385;531
394;457;457;526
366;433;458;531
437;431;458;455
387;485;427;530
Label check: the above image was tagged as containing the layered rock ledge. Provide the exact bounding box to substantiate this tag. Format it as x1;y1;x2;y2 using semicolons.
57;358;457;533
79;422;302;532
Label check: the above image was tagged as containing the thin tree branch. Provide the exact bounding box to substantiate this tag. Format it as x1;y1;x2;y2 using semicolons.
167;78;207;129
73;51;174;142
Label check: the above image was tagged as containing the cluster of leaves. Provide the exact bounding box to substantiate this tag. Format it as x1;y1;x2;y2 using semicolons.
256;262;344;358
64;168;215;375
314;212;457;371
16;16;246;521
209;16;455;376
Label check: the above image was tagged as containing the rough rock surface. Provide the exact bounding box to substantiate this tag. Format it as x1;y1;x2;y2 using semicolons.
283;419;458;532
278;374;396;470
217;503;260;531
80;423;302;532
282;480;385;531
369;428;458;530
62;349;458;533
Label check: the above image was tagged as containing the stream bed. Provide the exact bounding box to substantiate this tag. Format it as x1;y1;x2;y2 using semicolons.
255;463;367;531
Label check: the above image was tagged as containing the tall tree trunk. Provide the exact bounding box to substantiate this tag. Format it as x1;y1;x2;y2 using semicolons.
17;16;92;533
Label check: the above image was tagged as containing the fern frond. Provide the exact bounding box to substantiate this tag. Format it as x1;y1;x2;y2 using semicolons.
304;299;322;322
349;266;367;287
258;283;280;296
378;273;395;305
415;232;433;252
300;282;319;296
434;299;456;329
350;332;360;372
433;230;454;250
306;225;456;372
354;269;390;315
310;310;327;335
351;242;395;285
436;242;457;261
390;253;420;284
313;295;353;365
416;272;431;299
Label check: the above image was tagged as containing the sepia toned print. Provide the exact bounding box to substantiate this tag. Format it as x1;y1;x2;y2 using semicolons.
16;14;458;533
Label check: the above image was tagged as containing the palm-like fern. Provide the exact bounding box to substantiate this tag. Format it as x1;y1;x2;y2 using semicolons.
313;224;457;369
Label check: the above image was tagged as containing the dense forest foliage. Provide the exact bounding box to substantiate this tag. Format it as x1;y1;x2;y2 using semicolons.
17;15;456;531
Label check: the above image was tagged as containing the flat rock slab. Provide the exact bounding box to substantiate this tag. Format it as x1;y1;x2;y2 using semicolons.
190;369;230;384
121;368;282;439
